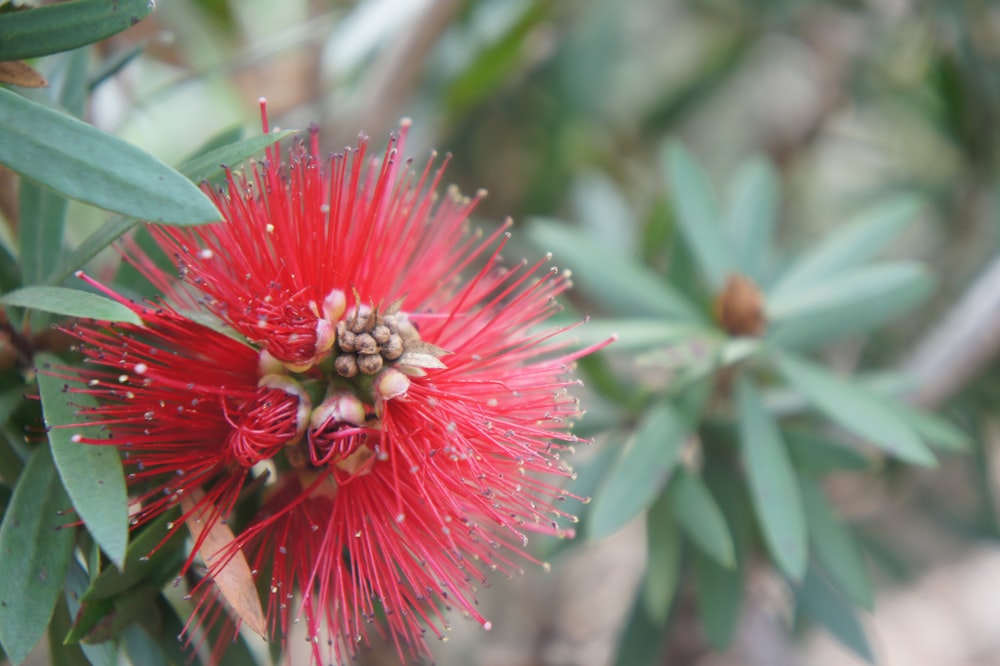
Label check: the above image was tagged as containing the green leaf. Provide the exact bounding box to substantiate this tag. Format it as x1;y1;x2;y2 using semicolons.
887;403;972;452
776;352;936;466
643;492;682;624
800;478;873;610
0;87;220;225
725;158;778;282
589;403;688;539
0;446;76;666
122;624;166;666
0;0;155;61
19;167;68;288
613;595;666;666
444;1;548;117
568;319;709;353
528;219;702;321
664;141;731;289
177;130;297;185
785;429;874;475
695;462;751;650
46;216;139;288
48;130;294;287
59;560;116;666
737;376;807;582
37;352;128;568
82;511;184;603
669;468;734;567
3;286;141;325
768;263;933;348
769;196;921;302
694;544;744;650
797;567;874;664
48;596;92;666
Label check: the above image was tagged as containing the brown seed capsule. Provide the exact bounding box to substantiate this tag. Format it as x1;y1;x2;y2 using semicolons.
349;314;368;335
357;353;383;375
382;335;404;361
714;273;766;337
334;354;358;378
337;329;356;353
372;324;391;345
355;333;377;355
381;314;398;331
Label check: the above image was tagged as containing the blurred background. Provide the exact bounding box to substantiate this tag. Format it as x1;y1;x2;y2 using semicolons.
17;0;1000;664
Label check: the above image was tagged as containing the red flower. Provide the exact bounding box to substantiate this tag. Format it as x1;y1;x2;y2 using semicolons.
63;100;611;664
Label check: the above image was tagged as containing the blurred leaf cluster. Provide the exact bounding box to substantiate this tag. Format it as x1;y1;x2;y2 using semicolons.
2;0;1000;664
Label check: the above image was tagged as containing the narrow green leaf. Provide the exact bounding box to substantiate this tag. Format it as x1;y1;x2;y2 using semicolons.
66;546;118;665
48;130;294;287
589;403;688;539
3;286;140;325
0;446;76;666
177;130;297;185
768;263;933;348
777;352;936;466
19;164;68;287
82;509;185;602
46;216;139;288
613;594;666;666
800;478;874;610
0;0;155;61
48;596;91;666
737;377;807;581
664;141;731;289
769;196;921;302
643;492;682;624
725;158;778;282
19;49;91;291
567;319;708;353
37;352;128;568
122;624;167;666
669;468;734;567
528;219;702;321
785;429;874;475
887;404;972;452
694;544;744;650
0;87;220;225
797;567;875;664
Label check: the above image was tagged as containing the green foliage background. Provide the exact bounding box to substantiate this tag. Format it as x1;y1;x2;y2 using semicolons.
1;0;999;664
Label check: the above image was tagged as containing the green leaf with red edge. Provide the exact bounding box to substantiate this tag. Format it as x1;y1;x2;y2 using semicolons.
737;376;807;582
0;0;155;61
0;445;76;666
0;87;221;226
2;286;141;325
37;352;129;569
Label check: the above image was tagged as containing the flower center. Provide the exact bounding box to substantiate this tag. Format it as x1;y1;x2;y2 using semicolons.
333;306;409;377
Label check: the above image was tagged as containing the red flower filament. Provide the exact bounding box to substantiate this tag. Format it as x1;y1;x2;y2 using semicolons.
58;99;613;664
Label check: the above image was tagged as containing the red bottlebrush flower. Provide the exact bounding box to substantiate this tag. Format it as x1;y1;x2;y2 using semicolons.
62;100;612;664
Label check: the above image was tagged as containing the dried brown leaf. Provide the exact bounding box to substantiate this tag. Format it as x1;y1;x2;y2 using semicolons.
180;489;267;638
0;60;48;88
